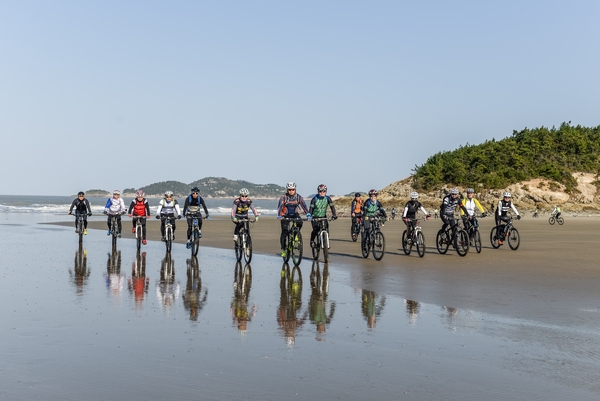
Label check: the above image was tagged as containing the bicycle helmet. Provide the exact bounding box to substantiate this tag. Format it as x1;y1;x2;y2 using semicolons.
466;188;474;194
191;186;200;194
450;188;459;195
369;189;378;196
77;191;85;196
164;190;174;197
317;184;327;193
135;190;145;197
503;192;511;198
410;191;419;200
113;189;121;195
239;188;249;196
286;182;296;190
355;192;361;197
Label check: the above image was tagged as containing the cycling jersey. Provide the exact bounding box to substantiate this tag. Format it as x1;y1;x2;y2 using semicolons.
183;194;209;216
278;193;309;217
309;195;336;218
70;198;91;214
104;196;126;215
157;198;181;216
402;200;428;219
231;197;258;218
461;198;485;216
128;198;150;217
496;199;519;217
440;194;467;216
363;199;386;218
351;198;363;214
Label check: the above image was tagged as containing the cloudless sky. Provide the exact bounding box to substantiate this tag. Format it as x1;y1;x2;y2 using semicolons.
1;1;599;196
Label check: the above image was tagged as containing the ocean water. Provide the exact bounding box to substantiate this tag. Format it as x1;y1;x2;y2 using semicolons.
0;195;280;216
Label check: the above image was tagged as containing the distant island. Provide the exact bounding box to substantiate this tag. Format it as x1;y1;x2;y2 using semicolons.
87;177;286;199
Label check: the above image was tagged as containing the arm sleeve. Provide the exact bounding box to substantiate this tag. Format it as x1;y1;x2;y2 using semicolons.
497;201;502;216
156;200;163;215
231;199;237;218
309;197;316;214
420;206;429;215
69;200;76;213
145;200;150;216
511;203;519;215
474;199;485;213
299;196;310;214
182;197;189;216
328;197;337;216
85;199;92;214
200;198;209;215
128;201;134;214
174;201;182;216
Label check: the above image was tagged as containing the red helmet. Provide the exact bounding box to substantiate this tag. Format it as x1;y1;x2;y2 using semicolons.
317;184;327;193
369;189;378;196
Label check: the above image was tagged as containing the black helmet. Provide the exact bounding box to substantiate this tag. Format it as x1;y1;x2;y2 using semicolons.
191;186;200;194
355;192;361;197
77;191;85;196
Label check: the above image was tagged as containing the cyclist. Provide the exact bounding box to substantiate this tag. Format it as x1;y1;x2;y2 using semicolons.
231;188;260;242
439;188;469;241
552;205;562;219
495;191;521;245
156;190;182;241
361;189;387;247
277;182;311;258
460;188;487;232
309;184;338;248
182;186;210;248
68;191;92;234
402;191;431;242
128;190;151;245
104;190;127;237
350;192;364;241
391;207;396;220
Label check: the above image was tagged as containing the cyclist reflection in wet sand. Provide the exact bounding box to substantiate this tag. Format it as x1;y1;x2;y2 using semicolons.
309;261;335;340
230;262;256;334
183;257;208;321
156;253;180;313
69;243;90;294
404;299;420;326
128;252;149;310
277;263;307;346
361;290;386;329
104;249;124;300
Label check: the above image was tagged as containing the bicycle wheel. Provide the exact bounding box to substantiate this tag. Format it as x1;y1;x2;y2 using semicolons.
234;231;243;262
508;227;520;250
436;229;449;254
490;226;500;249
401;230;412;255
557;217;564;225
548;217;555;225
455;229;469;257
77;219;84;243
372;231;385;261
136;226;141;251
243;234;252;264
291;231;303;266
351;224;358;242
311;237;320;260
361;233;370;258
322;232;329;263
282;235;291;263
241;264;252;294
192;231;200;257
166;229;172;253
416;231;426;258
473;229;482;253
291;265;302;292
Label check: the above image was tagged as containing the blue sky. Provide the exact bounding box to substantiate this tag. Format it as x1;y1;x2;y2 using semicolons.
1;1;599;196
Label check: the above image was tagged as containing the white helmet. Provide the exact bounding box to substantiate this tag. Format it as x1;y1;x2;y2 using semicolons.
164;190;174;197
286;182;296;190
450;188;459;195
410;191;419;200
503;192;511;198
113;189;121;195
239;188;249;196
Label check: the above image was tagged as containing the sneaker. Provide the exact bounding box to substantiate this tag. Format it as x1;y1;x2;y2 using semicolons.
142;239;147;245
75;229;79;233
498;240;503;245
281;249;287;258
84;229;88;235
186;241;191;249
310;241;317;248
132;227;136;233
117;233;121;238
172;235;175;241
198;230;202;238
107;230;111;236
233;235;238;242
161;236;165;242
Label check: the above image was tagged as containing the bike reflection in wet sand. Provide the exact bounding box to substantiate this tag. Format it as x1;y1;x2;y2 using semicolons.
69;243;90;294
361;290;387;329
308;261;335;340
277;263;306;346
104;247;124;300
156;252;180;313
404;299;420;327
230;262;256;334
128;251;150;310
183;256;208;321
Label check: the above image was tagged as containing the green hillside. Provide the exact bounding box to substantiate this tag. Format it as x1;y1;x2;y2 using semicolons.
412;122;600;192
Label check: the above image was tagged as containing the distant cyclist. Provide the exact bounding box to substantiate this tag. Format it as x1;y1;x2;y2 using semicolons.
361;189;387;246
391;207;396;220
350;192;364;241
402;191;430;240
104;190;127;237
495;192;521;245
231;188;259;242
128;190;151;245
439;188;468;240
460;188;487;230
68;191;92;235
308;184;337;248
277;182;311;258
182;186;209;248
156;190;182;241
552;205;561;219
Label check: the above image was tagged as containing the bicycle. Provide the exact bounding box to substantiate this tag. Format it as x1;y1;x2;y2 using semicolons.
490;216;520;250
281;217;306;266
106;213;124;248
463;215;484;254
548;214;564;225
436;220;469;257
351;216;364;242
311;216;336;263
234;218;255;264
132;216;146;251
187;214;205;257
402;218;426;258
361;216;386;261
158;214;178;253
73;212;87;244
233;261;252;296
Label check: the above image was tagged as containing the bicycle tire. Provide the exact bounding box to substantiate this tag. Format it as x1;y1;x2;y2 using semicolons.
490;226;500;249
291;265;302;293
166;228;172;253
351;224;358;242
241;264;252;294
243;234;252;264
372;231;385;261
548;217;555;225
473;229;482;253
311;237;320;260
282;235;291;263
508;227;520;250
322;232;329;263
78;219;84;244
111;218;118;247
361;232;370;258
192;231;200;257
234;231;243;262
416;231;426;258
455;229;469;257
401;230;411;255
291;231;303;266
557;217;564;225
136;226;141;251
436;229;449;254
